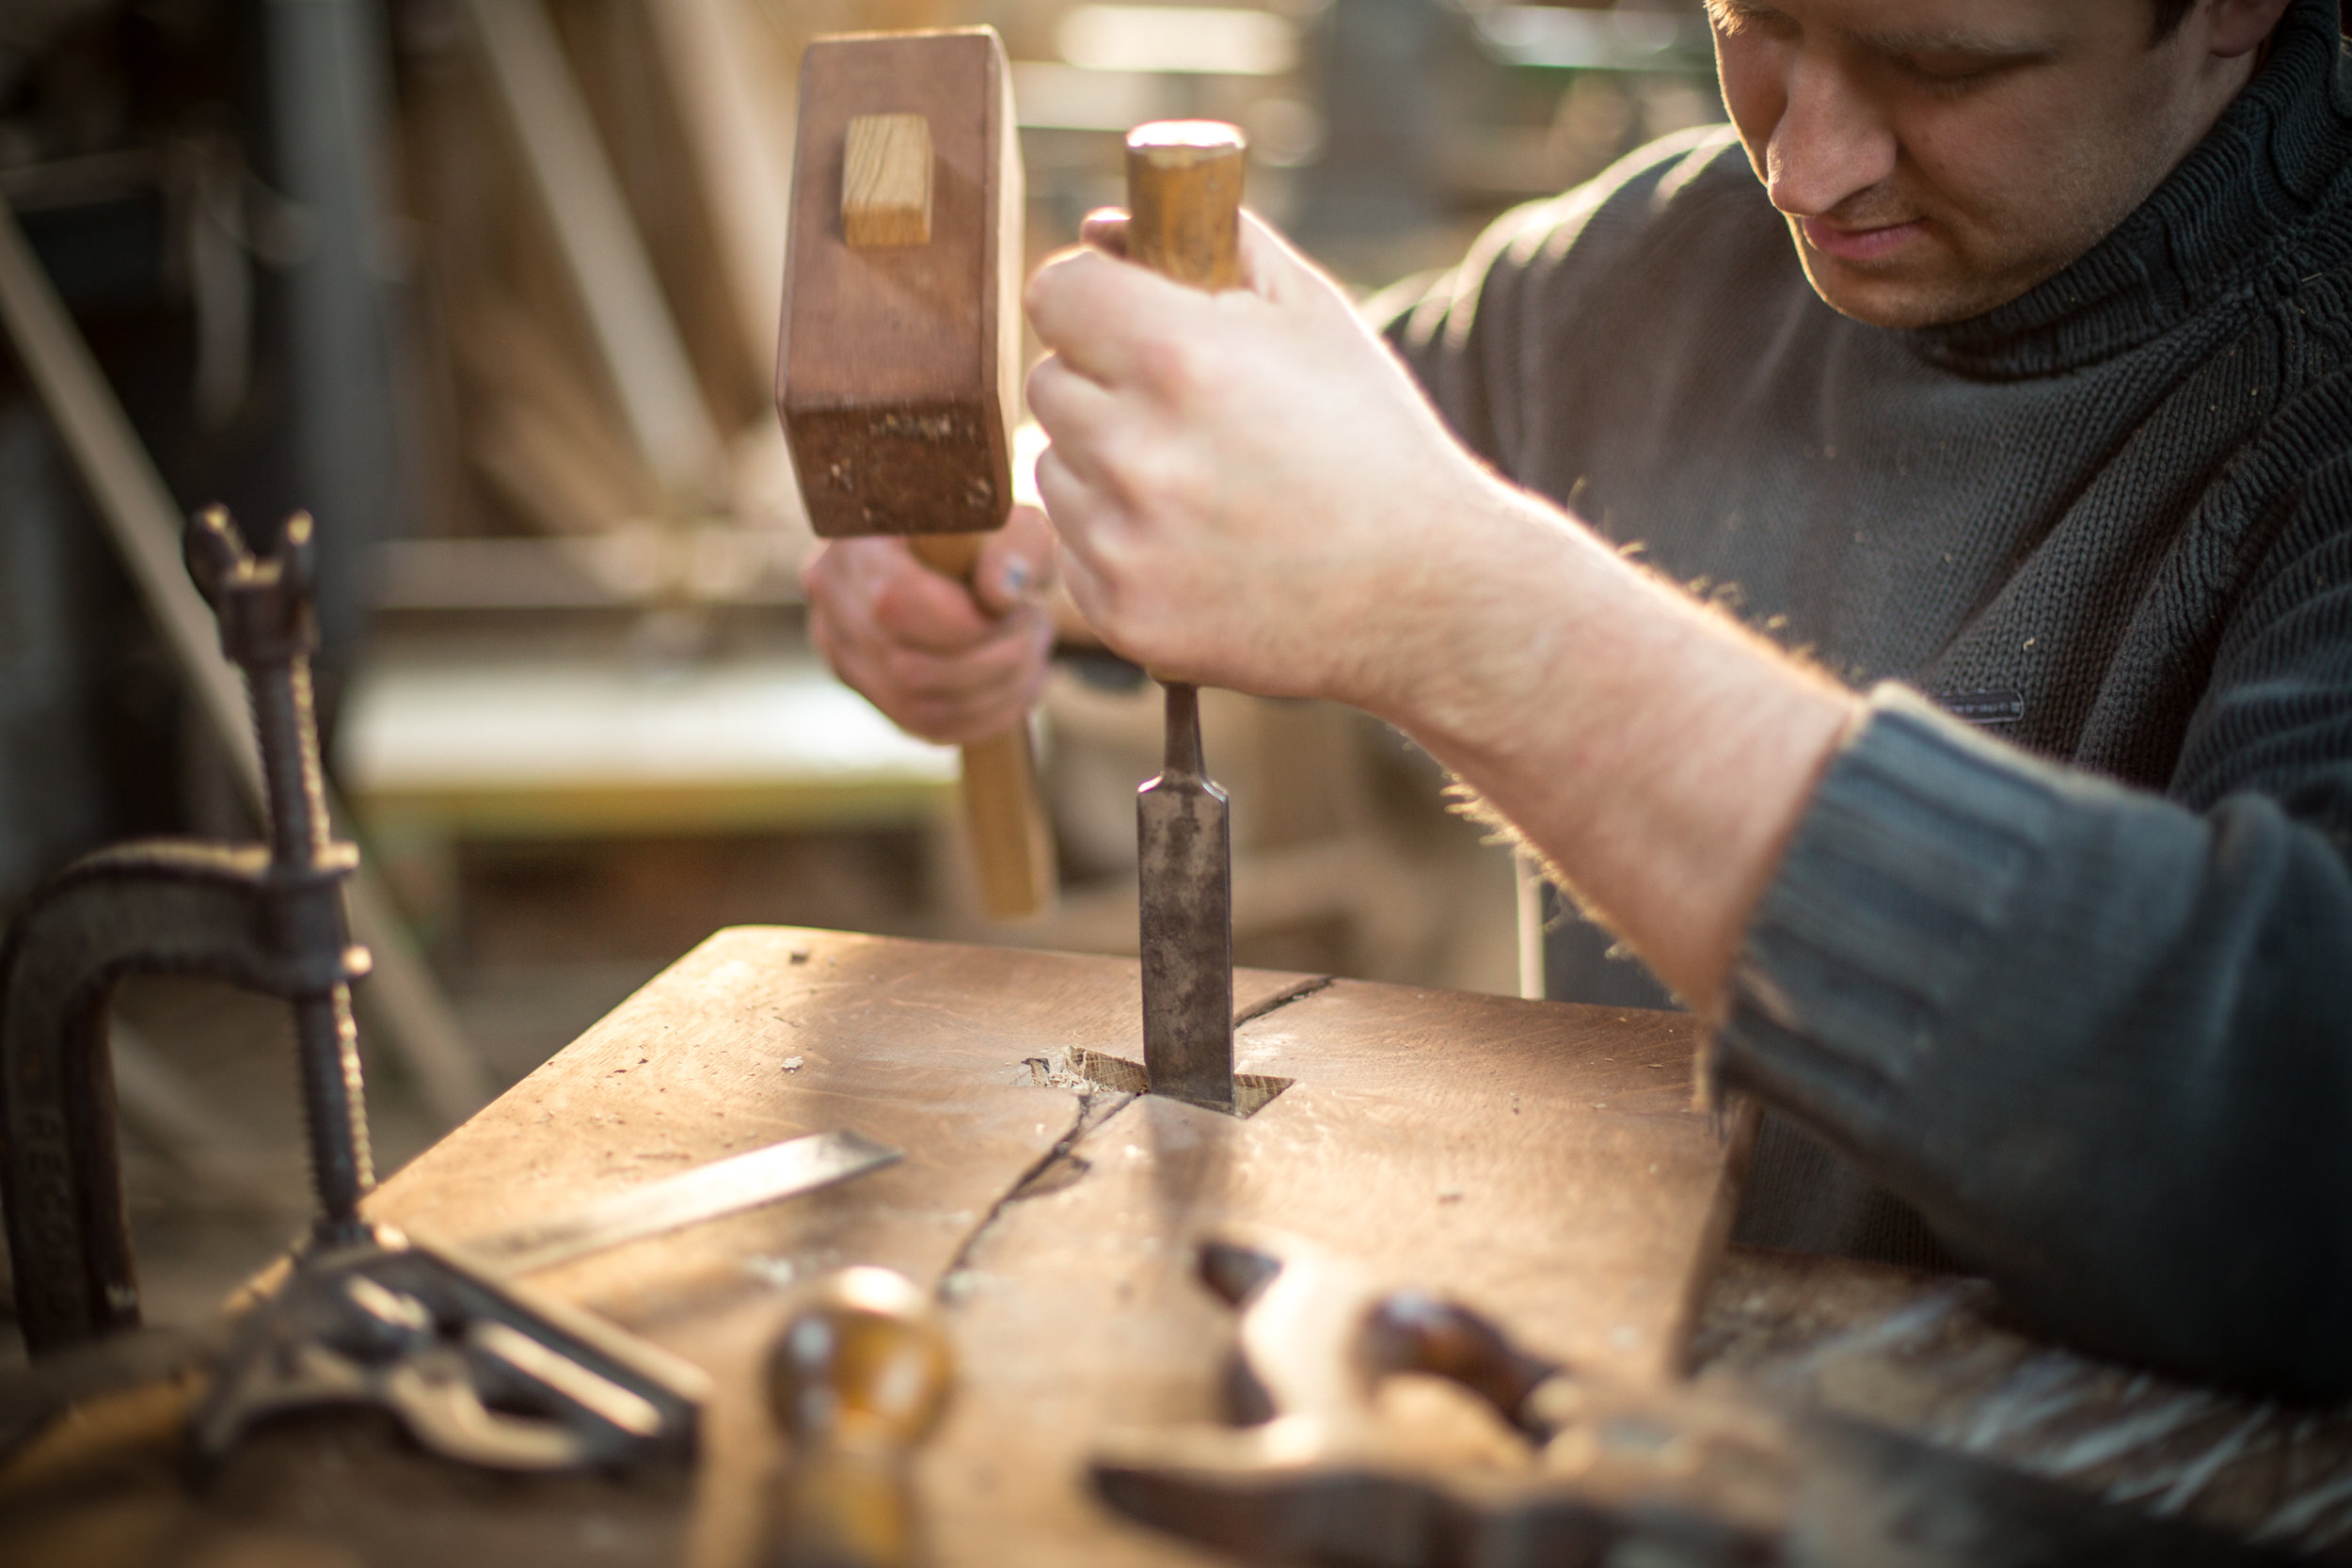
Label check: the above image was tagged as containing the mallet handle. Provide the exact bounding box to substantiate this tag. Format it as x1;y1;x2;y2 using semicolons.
909;531;1056;920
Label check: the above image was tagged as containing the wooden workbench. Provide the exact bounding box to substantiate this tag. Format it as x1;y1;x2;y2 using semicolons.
10;928;2344;1567
0;927;1747;1567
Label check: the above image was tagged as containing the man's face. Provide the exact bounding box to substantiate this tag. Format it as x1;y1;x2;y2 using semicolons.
1709;0;2277;327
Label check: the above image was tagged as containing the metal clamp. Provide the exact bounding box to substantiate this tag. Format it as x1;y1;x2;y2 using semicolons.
0;507;703;1472
1;508;372;1352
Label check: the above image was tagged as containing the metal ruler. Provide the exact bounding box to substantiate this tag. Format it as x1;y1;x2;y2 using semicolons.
462;1129;902;1275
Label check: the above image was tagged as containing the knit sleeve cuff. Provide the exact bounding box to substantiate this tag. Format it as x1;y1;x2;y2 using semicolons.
1715;683;2065;1125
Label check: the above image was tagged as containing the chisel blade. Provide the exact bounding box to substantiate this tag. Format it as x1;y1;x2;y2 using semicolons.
1139;682;1235;1111
463;1128;901;1276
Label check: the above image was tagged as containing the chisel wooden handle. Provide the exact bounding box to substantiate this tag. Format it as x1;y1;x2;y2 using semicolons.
906;532;1056;922
1124;119;1247;673
767;1267;954;1568
1124;121;1246;290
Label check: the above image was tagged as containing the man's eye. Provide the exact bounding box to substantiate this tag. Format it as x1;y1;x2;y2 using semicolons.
1899;53;2000;85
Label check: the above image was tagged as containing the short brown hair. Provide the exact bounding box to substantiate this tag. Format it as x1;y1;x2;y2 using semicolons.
2152;0;2196;38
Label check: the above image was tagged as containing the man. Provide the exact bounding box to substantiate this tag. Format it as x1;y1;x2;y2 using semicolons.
806;0;2352;1398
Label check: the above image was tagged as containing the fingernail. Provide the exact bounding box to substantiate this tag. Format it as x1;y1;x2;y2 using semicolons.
1002;559;1035;597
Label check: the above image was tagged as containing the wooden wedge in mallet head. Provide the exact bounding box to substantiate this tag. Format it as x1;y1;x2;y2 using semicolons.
777;26;1055;920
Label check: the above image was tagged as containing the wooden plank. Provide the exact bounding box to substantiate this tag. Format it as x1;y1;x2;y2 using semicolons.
638;0;797;413
362;929;1318;1567
924;977;1750;1564
366;929;1736;1566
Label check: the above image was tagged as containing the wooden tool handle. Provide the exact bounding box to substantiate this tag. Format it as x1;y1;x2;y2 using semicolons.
1124;120;1247;292
767;1268;954;1568
907;532;1057;922
1123;121;1246;697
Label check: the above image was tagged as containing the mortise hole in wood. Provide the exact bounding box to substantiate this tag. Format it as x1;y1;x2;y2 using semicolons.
1024;1049;1291;1118
843;113;932;247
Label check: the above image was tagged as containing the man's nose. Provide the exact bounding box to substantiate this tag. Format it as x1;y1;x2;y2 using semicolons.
1765;55;1899;218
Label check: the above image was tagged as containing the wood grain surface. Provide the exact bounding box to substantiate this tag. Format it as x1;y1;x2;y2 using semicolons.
1125;121;1247;293
843;114;932;248
0;929;1747;1567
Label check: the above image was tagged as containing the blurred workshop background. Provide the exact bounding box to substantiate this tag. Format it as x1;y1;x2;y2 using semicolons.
0;0;1717;1338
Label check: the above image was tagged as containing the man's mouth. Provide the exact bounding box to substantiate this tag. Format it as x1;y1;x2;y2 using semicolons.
1799;214;1924;263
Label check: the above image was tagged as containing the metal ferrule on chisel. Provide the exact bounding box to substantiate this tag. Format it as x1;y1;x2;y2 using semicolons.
1138;680;1235;1110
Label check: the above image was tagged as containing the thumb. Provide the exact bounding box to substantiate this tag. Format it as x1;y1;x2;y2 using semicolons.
972;505;1057;616
1079;207;1130;259
1238;209;1343;309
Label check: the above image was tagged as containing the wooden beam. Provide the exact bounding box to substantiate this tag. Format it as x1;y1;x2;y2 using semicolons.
463;0;723;503
638;0;797;411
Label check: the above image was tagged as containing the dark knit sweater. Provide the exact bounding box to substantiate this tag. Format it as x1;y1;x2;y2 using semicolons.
1385;0;2352;1399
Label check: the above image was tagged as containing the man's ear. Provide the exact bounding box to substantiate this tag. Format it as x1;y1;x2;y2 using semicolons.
2201;0;2297;58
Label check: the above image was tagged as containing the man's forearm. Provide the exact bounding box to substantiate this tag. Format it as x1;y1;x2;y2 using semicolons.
1375;478;1859;1015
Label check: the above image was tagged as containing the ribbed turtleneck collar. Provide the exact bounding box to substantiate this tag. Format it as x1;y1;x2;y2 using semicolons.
1901;0;2352;380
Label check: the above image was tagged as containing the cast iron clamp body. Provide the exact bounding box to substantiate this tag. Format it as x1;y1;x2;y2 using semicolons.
0;508;702;1470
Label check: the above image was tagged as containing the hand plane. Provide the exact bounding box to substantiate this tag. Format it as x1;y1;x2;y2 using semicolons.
1089;1233;2296;1566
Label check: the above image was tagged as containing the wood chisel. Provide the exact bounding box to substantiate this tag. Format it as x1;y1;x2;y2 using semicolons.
775;28;1057;921
1125;121;1248;1113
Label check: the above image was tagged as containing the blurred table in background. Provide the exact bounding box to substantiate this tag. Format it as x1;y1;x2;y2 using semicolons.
341;648;956;840
336;645;959;932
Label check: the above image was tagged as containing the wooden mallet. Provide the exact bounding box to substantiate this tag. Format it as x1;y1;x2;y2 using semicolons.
777;26;1055;920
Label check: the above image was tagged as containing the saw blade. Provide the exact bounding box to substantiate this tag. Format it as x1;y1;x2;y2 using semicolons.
462;1128;901;1275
